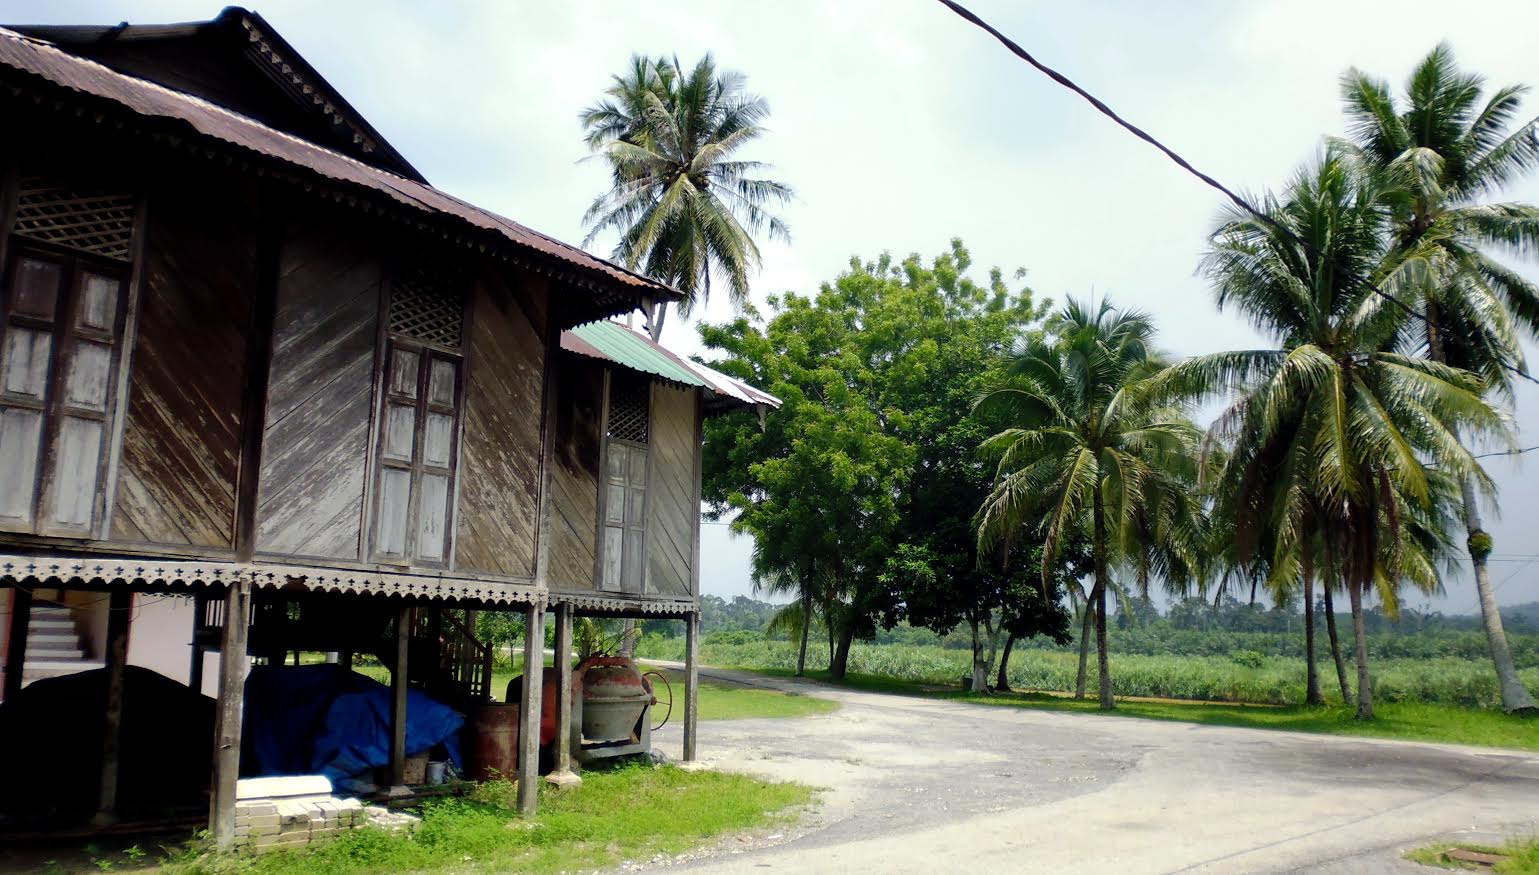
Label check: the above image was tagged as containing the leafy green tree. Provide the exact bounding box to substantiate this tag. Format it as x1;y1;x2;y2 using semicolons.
976;298;1206;709
581;54;792;337
1158;149;1507;719
701;241;1044;679
1338;45;1539;712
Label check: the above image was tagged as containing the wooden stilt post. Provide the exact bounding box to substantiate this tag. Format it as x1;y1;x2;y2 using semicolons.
211;581;251;851
389;604;411;793
517;601;545;815
3;585;31;702
94;590;133;825
546;602;578;787
683;610;699;763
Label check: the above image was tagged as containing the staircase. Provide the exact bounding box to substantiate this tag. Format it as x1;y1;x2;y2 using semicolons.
22;602;103;685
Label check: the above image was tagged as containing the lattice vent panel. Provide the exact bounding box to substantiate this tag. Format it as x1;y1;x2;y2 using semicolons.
607;374;650;444
12;177;135;261
389;258;466;349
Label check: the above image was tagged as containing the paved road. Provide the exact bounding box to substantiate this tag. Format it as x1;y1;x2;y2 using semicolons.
649;668;1539;874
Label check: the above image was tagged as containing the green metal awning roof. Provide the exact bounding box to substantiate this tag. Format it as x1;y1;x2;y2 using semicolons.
560;320;780;412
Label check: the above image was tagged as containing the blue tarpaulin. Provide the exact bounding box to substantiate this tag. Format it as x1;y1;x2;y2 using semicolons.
243;664;463;788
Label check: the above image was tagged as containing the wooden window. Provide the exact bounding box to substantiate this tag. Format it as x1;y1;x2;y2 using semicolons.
370;259;465;566
599;372;650;592
0;245;130;536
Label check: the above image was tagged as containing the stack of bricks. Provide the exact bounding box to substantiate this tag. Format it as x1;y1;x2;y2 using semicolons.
232;775;371;853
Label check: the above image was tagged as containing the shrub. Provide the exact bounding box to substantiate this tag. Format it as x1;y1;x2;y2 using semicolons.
1231;650;1266;669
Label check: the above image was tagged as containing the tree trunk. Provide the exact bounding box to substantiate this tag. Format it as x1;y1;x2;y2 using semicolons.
618;619;637;658
996;633;1017;692
1459;476;1538;713
968;617;989;694
1323;583;1351;703
1074;595;1093;699
1425;305;1537;713
1348;579;1373;720
795;588;811;677
648;300;669;341
826;598;836;666
1303;554;1324;706
1092;490;1114;710
830;621;856;680
983;616;1000;692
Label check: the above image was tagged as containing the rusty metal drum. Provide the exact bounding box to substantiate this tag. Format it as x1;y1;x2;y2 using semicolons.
465;702;519;782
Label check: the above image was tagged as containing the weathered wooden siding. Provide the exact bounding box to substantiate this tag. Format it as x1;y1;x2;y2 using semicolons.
253;220;381;559
453;272;545;577
646;383;697;597
547;357;602;591
111;185;257;548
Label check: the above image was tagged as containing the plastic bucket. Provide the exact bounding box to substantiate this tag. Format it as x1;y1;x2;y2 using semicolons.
425;761;447;785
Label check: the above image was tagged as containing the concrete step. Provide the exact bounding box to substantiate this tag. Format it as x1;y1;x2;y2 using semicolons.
22;659;106;684
28;619;76;632
29;647;85;659
29;606;73;620
28;633;82;650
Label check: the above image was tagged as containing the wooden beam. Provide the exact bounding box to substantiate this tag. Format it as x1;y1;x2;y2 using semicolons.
389;604;410;791
232;192;281;562
3;585;30;702
94;589;133;824
546;602;578;786
533;295;561;592
517;601;545;815
210;581;251;851
683;610;699;762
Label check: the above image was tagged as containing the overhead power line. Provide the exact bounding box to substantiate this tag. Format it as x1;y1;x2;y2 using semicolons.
932;0;1539;390
1473;445;1539;459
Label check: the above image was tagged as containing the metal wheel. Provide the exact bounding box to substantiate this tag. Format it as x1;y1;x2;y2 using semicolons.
643;669;674;731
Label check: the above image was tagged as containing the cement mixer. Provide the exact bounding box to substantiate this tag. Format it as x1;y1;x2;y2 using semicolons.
573;656;670;763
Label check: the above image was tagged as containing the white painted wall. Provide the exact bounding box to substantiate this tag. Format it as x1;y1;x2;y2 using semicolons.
128;593;218;697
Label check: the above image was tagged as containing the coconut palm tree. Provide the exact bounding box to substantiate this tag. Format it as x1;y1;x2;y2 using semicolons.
1337;45;1539;712
581;54;793;338
976;298;1204;710
1155;150;1507;718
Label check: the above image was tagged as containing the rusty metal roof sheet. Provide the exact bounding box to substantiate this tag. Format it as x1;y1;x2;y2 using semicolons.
561;320;781;413
0;26;680;303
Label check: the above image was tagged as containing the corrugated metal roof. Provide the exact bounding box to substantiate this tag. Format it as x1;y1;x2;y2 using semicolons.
0;26;680;304
562;321;781;412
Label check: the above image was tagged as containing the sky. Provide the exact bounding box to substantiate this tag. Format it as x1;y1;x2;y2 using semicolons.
10;0;1539;615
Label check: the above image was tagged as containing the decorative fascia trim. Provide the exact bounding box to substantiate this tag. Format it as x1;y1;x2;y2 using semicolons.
0;554;546;607
555;592;699;616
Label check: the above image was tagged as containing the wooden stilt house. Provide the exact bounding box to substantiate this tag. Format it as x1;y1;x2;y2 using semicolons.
0;7;775;846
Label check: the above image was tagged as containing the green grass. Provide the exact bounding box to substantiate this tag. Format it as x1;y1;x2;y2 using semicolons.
162;763;815;875
635;638;1539;710
744;666;1539;752
644;667;838;721
1406;836;1539;871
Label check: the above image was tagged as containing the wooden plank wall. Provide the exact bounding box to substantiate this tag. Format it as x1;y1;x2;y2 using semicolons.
454;271;546;577
111;184;257;548
253;219;381;559
646;382;697;597
547;357;602;591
